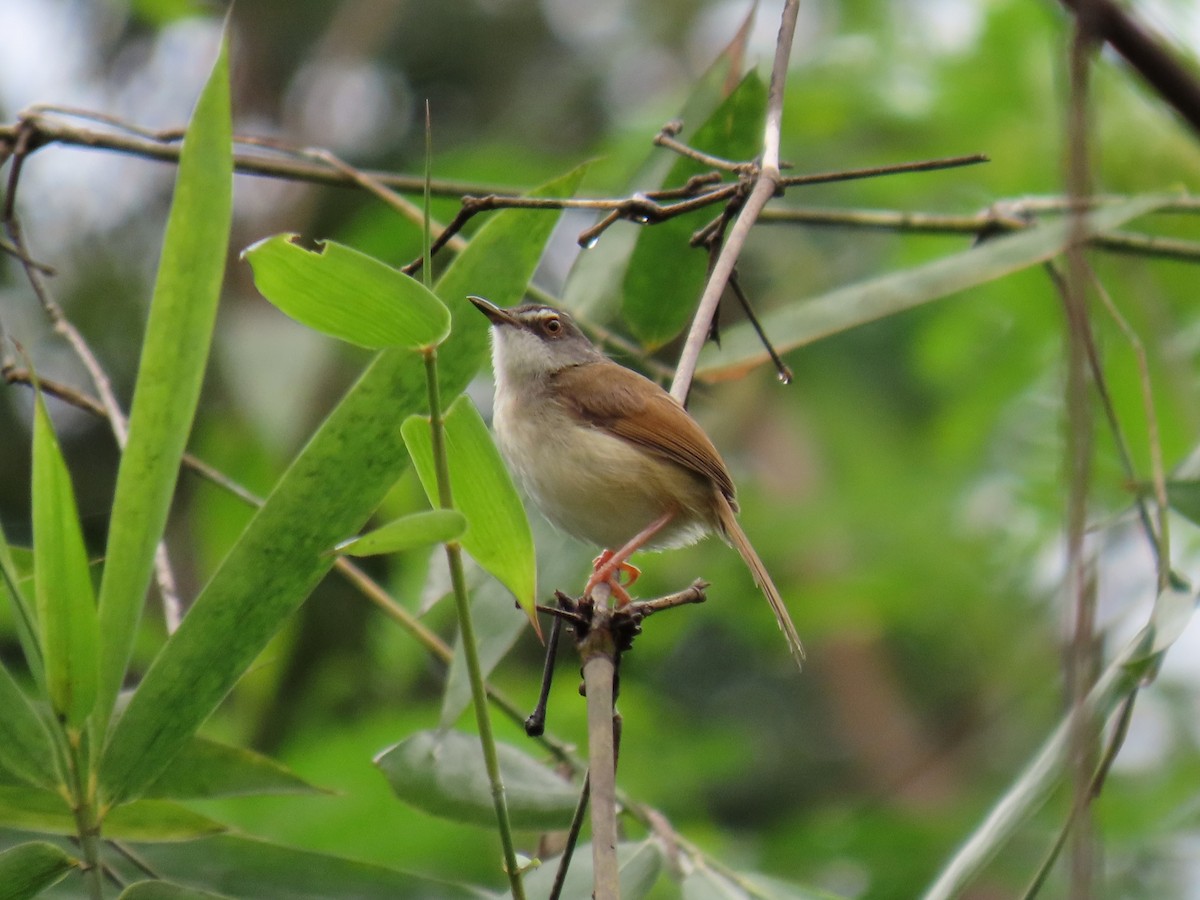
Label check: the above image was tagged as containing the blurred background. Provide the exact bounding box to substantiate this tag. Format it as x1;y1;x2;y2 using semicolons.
2;0;1200;896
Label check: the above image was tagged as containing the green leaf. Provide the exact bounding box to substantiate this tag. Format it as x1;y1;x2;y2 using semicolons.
130;834;484;899
0;522;41;683
402;397;537;629
563;34;750;321
335;509;467;557
438;576;529;729
0;664;57;791
375;729;577;830
142;736;324;800
100;166;583;808
0;787;223;842
95;28;233;731
622;72;767;348
0;841;75;900
119;882;234;900
1163;479;1200;527
520;840;663;900
243;236;451;349
31;393;99;727
682;868;845;899
921;583;1196;900
697;194;1177;380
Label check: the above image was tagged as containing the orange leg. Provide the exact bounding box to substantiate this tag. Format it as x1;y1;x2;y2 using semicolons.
585;511;674;606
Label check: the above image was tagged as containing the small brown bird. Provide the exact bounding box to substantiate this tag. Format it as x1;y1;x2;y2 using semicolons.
470;296;804;668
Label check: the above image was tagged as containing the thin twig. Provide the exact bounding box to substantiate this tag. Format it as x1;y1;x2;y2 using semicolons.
1089;272;1170;590
1062;6;1101;894
3;130;183;629
778;153;988;187
727;272;793;384
3;111;510;196
670;0;801;405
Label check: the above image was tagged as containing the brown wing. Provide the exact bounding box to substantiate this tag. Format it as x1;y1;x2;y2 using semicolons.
550;362;737;502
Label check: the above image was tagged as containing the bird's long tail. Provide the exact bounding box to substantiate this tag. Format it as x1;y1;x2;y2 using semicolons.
716;492;805;671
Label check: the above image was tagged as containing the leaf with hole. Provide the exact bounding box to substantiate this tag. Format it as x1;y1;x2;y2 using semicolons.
99;165;583;808
244;236;450;349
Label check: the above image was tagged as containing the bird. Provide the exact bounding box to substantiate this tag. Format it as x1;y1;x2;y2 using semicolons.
469;295;804;669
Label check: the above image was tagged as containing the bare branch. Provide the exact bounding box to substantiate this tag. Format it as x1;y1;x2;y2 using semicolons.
670;0;801;405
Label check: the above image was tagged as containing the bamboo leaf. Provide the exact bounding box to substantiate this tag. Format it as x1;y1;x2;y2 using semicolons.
95;27;233;730
142;736;324;800
31;393;99;727
243;237;450;349
921;582;1196;900
0;841;76;900
0;664;57;791
374;729;577;829
0;522;41;683
118;882;234;900
438;575;528;729
622;72;767;349
100;166;583;808
697;194;1177;380
0;787;224;842
335;509;467;557
402;397;537;630
521;840;663;900
130;835;483;898
1162;479;1200;527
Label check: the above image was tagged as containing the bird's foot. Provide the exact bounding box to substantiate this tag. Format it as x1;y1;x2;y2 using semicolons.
586;550;641;606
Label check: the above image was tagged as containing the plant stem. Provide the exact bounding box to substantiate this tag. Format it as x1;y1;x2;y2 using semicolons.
65;728;104;900
422;348;525;900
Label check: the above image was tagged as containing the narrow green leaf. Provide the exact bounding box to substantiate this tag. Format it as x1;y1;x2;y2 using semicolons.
1163;479;1200;527
520;840;663;900
0;841;76;900
563;36;748;321
439;576;528;729
682;868;844;899
119;881;234;900
142;736;324;800
1130;582;1197;665
0;787;223;842
100;166;583;808
0;664;58;791
31;394;99;727
921;586;1194;900
375;729;577;829
623;72;767;348
402;397;537;628
130;834;484;899
336;509;467;557
96;29;233;731
0;522;41;682
244;236;450;349
698;194;1176;380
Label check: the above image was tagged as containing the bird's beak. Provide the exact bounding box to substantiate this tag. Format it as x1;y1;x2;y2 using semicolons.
468;295;519;327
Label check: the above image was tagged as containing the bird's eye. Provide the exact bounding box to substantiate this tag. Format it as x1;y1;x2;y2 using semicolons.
543;317;563;336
